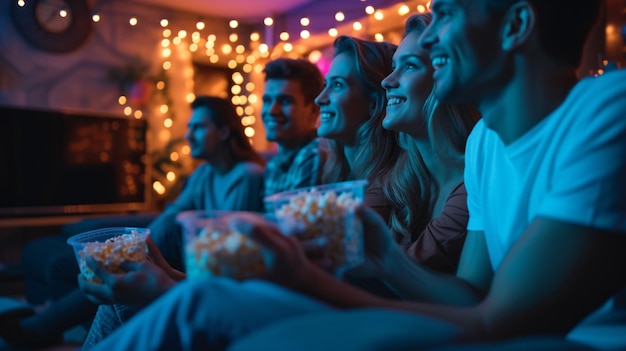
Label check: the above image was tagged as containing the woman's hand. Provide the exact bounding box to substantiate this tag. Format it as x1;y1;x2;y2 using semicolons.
77;257;177;306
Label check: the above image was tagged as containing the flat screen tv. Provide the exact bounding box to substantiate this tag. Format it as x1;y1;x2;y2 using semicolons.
0;105;149;217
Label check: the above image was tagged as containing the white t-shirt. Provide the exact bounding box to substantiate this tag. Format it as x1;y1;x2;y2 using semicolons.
465;69;626;270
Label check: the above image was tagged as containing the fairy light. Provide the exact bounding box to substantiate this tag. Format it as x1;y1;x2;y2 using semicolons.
129;17;138;26
229;20;239;28
229;33;238;42
365;6;375;15
92;12;101;22
335;12;345;22
280;32;290;41
300;30;310;39
264;17;274;26
250;32;260;41
328;28;338;37
118;96;127;105
398;4;410;16
374;11;384;20
196;21;205;30
353;22;362;31
300;17;310;26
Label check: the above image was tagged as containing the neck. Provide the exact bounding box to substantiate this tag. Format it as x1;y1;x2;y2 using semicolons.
479;60;578;145
205;150;236;174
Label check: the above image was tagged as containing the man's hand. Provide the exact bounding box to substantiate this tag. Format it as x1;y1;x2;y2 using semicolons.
77;257;177;306
227;212;321;289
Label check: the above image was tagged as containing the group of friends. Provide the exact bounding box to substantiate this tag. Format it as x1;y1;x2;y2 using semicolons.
1;0;625;349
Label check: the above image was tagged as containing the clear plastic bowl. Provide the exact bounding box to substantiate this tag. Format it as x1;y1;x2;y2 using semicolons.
264;180;367;277
66;227;150;283
176;210;267;280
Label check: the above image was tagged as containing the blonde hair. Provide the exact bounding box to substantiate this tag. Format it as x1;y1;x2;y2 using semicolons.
385;13;481;243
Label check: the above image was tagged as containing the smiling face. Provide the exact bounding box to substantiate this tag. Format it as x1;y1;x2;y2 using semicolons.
315;53;370;145
381;30;434;137
419;0;509;105
261;78;319;148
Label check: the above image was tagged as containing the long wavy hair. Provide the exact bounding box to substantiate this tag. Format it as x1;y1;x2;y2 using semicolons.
321;36;401;190
191;96;266;167
385;13;481;243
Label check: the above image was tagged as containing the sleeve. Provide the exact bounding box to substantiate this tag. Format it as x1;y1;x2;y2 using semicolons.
363;183;392;224
464;121;486;232
162;165;206;214
221;163;266;212
290;141;327;189
403;183;469;274
538;74;626;230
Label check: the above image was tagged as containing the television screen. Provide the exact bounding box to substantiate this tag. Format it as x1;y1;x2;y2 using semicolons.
0;105;149;217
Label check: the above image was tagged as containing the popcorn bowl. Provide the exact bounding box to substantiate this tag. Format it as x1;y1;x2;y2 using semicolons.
66;227;150;283
176;210;267;280
264;180;367;277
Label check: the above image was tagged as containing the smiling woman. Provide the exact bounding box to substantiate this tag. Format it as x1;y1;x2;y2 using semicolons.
10;0;93;53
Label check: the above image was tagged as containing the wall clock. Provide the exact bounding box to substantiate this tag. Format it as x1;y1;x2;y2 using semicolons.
10;0;93;53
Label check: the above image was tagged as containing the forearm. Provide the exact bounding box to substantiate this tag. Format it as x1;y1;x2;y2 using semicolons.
297;264;396;308
380;247;483;306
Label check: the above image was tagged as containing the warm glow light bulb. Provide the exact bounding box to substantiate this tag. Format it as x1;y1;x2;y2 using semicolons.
17;0;26;7
160;19;169;27
210;55;219;63
163;61;171;70
374;11;384;20
118;96;127;105
221;44;232;54
264;17;273;26
280;32;289;41
335;12;345;22
245;106;254;114
178;30;187;38
231;85;242;95
129;17;138;26
181;145;190;155
417;5;426;13
308;50;322;63
92;13;100;22
162;48;171;57
196;21;205;30
365;6;375;14
244;127;255;137
134;110;143;119
236;106;244;116
229;19;239;28
375;33;384;42
328;28;338;37
259;43;269;53
352;22;362;31
160;104;168;113
248;94;257;104
284;43;293;52
59;9;68;17
186;93;195;103
235;45;245;54
300;30;310;39
250;32;260;41
170;152;179;161
228;60;237;69
300;17;310;26
229;33;238;42
398;4;410;15
164;118;173;128
166;172;176;182
208;34;216;42
163;29;171;37
243;64;252;73
123;106;132;116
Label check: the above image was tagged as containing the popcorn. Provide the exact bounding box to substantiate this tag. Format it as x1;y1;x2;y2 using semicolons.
272;187;363;275
76;230;149;283
184;227;266;280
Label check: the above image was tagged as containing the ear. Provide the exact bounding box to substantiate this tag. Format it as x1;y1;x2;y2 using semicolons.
501;1;535;51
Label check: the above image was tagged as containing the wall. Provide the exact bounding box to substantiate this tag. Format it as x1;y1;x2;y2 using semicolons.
0;0;257;207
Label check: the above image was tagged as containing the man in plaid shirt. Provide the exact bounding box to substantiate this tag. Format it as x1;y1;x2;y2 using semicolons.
261;58;328;198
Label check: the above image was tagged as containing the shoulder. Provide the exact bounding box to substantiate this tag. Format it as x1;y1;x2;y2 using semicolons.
233;161;265;177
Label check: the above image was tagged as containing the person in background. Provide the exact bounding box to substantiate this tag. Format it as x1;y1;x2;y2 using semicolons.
81;18;482;349
0;96;266;348
261;58;327;198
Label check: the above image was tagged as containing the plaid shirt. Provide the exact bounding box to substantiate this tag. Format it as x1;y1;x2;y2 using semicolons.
263;137;327;198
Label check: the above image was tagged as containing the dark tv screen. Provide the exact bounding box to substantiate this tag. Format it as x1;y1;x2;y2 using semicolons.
0;105;149;217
